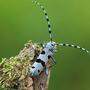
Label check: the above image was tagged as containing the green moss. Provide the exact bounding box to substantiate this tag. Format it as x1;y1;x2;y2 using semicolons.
0;41;42;89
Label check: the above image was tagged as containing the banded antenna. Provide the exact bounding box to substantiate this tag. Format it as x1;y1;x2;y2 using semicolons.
32;0;52;41
58;43;89;53
32;0;89;54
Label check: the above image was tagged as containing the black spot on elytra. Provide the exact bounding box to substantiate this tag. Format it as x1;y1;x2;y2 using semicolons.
41;50;45;54
36;59;45;67
48;55;51;59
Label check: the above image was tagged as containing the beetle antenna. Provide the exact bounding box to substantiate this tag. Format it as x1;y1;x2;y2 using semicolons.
58;43;89;53
32;0;52;41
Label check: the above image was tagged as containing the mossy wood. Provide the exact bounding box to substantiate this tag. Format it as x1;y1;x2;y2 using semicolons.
0;41;52;90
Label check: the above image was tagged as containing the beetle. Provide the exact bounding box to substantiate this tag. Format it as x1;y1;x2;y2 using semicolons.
29;0;89;77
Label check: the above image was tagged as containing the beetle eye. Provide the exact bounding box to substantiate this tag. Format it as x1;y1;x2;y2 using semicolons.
51;44;54;46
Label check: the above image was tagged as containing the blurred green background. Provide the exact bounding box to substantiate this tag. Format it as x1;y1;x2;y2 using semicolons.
0;0;90;90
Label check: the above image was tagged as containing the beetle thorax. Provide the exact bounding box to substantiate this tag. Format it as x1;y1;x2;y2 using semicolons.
45;41;57;53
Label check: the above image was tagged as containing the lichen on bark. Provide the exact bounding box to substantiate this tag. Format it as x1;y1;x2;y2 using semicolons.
0;40;51;90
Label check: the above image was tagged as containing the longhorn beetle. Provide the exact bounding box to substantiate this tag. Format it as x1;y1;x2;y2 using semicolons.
29;0;89;77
